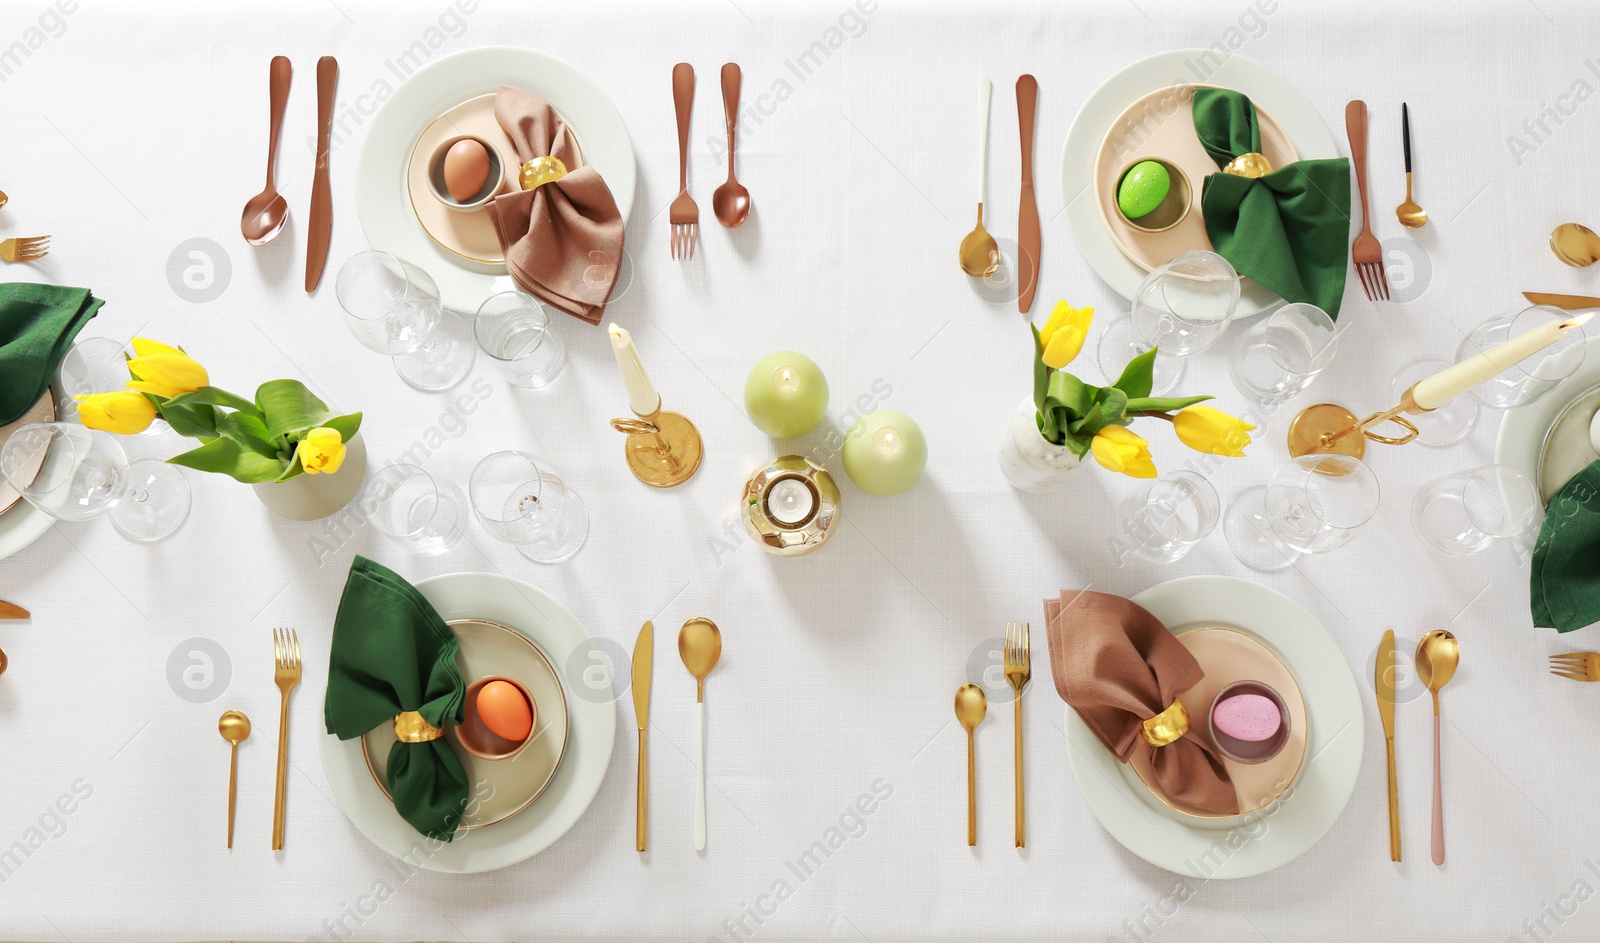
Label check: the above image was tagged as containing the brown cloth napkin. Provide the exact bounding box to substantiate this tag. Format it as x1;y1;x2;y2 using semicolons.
486;85;625;325
1044;589;1240;816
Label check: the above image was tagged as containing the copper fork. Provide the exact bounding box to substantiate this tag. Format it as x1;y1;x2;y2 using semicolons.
271;627;302;850
1550;651;1600;681
1003;621;1031;848
670;63;699;261
1345;101;1388;301
0;236;49;264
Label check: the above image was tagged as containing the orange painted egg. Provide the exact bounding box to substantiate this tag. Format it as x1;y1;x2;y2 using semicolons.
475;680;532;742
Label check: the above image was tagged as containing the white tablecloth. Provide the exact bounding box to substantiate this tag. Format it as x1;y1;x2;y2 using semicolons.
1;0;1596;940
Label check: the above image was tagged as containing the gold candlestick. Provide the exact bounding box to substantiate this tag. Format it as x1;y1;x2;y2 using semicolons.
1286;385;1435;459
610;404;703;488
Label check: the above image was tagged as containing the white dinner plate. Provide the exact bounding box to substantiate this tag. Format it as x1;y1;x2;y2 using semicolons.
355;46;636;314
320;571;616;873
1063;575;1364;878
1062;50;1340;317
1496;335;1600;529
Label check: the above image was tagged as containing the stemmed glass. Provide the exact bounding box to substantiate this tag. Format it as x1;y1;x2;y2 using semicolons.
468;451;589;564
1224;454;1381;572
1112;470;1220;564
363;464;467;555
1096;250;1240;394
1228;303;1338;407
1457;305;1588;409
474;292;566;389
336;251;475;392
56;337;169;436
1412;464;1538;556
0;422;189;542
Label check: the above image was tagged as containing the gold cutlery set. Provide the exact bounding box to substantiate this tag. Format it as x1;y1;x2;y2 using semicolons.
216;627;300;849
1376;628;1459;865
1549;651;1600;682
953;622;1031;847
632;617;723;852
0;182;49;265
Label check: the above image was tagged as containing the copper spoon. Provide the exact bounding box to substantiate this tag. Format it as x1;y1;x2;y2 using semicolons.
1395;103;1426;229
712;64;751;229
241;56;292;246
959;76;999;278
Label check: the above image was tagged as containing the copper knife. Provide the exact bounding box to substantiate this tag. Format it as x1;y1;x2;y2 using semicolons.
1377;629;1399;861
305;56;338;293
1524;291;1600;310
0;600;28;620
1016;74;1040;314
631;620;653;852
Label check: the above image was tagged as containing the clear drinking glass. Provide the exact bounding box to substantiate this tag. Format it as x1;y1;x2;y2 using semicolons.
474;292;565;389
336;251;475;392
1228;303;1338;407
468;451;588;564
1412;464;1537;556
1224;454;1381;572
1457;305;1587;410
56;337;169;436
0;422;189;542
1112;470;1220;564
1097;250;1240;394
1391;358;1476;448
363;464;467;555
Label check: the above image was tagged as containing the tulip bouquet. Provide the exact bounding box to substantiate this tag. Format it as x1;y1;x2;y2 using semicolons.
74;338;361;483
1033;300;1253;478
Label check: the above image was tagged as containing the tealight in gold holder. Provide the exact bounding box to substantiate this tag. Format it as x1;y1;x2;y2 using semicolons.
1286;385;1433;460
610;404;703;488
740;456;840;556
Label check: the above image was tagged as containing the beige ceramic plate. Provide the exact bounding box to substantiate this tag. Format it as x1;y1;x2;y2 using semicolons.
1094;85;1299;274
0;393;57;515
1127;626;1307;818
405;93;585;266
362;618;569;832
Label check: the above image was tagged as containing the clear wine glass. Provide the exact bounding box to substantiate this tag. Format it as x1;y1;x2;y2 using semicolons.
1112;470;1220;564
468;451;588;564
0;422;189;542
1412;464;1537;556
1457;305;1587;410
474;292;566;389
56;337;170;436
336;251;475;392
1391;358;1476;447
1224;454;1380;572
1228;302;1338;407
363;464;467;555
1097;250;1239;394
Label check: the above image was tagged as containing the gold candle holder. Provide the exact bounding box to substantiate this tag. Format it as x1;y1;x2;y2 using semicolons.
610;404;703;488
1286;385;1435;460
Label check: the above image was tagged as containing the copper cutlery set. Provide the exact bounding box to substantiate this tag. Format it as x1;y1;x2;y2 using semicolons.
953;622;1031;847
958;75;1042;314
240;56;338;292
1375;628;1459;866
631;616;723;851
669;62;751;261
1345;101;1429;302
215;627;300;849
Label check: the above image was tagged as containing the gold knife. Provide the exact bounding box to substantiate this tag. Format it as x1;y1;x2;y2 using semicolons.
305;56;338;293
1016;75;1041;314
631;620;653;852
1377;629;1400;861
0;600;28;619
1524;291;1600;310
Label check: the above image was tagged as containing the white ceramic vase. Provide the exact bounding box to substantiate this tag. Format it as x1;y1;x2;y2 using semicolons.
998;398;1088;494
251;434;369;521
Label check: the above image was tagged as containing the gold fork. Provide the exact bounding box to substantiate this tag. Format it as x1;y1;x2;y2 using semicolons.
670;63;699;261
1550;651;1600;682
271;627;302;850
1345;101;1388;301
1003;621;1031;848
1;236;49;264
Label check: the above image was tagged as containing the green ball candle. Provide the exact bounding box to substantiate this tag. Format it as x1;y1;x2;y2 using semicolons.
744;352;829;439
842;409;927;496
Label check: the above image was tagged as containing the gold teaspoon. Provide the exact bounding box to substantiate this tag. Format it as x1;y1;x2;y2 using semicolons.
1551;223;1600;268
954;683;987;846
1415;630;1459;867
218;710;252;849
1395;103;1427;229
679;618;722;852
959;76;1000;278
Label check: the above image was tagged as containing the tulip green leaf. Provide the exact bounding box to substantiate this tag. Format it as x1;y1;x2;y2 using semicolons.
1124;394;1213;414
167;437;287;484
320;412;363;443
1045;371;1098;422
1031;325;1049;415
257;379;331;440
1112;348;1158;400
162;387;263;419
157;401;220;440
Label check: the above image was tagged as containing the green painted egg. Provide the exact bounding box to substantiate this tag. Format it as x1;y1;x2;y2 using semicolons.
1117;160;1171;220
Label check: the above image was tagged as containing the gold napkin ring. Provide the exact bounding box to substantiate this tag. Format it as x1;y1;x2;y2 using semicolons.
1140;699;1190;747
393;711;444;743
519;155;569;191
1223;152;1273;178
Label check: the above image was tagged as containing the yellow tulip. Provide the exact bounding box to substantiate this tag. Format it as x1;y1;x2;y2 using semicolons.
73;391;157;435
125;338;208;399
1173;405;1256;457
296;427;347;475
1039;300;1094;370
1090;424;1158;478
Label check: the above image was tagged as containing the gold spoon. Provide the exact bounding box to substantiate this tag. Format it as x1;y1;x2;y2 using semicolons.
218;710;252;848
1551;223;1600;268
1395;103;1427;229
959;76;1000;278
954;682;987;846
1415;630;1459;867
679;617;722;852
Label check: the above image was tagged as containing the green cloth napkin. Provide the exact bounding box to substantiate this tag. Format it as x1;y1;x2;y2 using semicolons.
1192;88;1353;319
1532;461;1600;633
325;556;469;841
0;283;102;425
